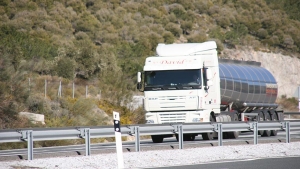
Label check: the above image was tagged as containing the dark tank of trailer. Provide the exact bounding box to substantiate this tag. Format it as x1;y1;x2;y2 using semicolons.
218;59;283;123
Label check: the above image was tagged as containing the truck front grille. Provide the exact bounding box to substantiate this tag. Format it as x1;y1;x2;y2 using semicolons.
159;113;186;123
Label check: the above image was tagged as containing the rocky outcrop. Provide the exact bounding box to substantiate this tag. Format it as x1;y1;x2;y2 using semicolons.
223;48;300;98
19;112;45;124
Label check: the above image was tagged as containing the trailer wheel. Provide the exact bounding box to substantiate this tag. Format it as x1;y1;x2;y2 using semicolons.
258;111;265;136
262;112;271;137
271;111;278;136
151;135;164;143
227;114;240;139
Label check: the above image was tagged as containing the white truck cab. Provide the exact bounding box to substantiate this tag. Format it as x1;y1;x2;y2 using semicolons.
137;41;221;142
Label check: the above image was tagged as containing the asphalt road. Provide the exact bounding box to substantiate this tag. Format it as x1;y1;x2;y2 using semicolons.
156;156;300;169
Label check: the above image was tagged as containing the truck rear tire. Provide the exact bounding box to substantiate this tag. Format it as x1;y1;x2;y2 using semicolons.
151;135;164;143
261;112;271;137
258;111;265;135
228;131;240;139
271;111;278;136
227;114;240;139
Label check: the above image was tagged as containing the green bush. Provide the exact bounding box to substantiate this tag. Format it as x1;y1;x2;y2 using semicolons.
56;57;75;80
26;95;45;113
165;23;182;37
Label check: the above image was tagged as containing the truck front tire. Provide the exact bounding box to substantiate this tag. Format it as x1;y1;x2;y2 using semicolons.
202;114;215;140
151;135;164;143
202;132;214;140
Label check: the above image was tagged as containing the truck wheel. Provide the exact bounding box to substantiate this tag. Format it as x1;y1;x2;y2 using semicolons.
258;112;264;136
202;132;213;140
228;130;240;139
151;135;164;143
262;112;271;137
183;134;196;141
202;114;215;140
223;132;229;139
271;111;278;136
228;114;240;139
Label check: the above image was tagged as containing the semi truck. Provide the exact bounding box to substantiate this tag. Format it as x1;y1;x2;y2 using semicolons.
137;41;283;143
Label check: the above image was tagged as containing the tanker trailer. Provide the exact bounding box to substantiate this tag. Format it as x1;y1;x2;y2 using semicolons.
137;41;283;143
218;59;283;138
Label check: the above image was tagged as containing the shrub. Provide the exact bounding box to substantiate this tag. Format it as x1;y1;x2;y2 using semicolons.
209;26;225;41
257;28;268;39
26;95;45;113
163;31;175;44
187;32;207;43
56;57;75;80
165;22;182;37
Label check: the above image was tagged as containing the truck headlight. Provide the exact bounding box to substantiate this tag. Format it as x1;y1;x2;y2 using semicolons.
146;120;154;124
192;118;203;122
148;98;158;100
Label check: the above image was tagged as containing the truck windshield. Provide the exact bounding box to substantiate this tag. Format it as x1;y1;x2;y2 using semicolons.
144;69;201;90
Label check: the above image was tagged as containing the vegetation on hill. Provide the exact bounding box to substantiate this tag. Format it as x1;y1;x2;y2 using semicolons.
0;0;300;131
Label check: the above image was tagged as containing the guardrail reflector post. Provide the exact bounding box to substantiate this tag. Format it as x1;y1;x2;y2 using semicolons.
285;121;290;143
113;111;124;169
85;128;91;156
134;126;140;152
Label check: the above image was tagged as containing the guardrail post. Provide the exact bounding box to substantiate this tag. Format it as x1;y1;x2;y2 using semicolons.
251;122;258;145
178;125;183;149
285;121;290;143
85;128;91;156
217;123;223;146
173;125;183;149
129;126;140;152
27;130;33;160
21;130;33;160
134;126;140;152
80;128;91;156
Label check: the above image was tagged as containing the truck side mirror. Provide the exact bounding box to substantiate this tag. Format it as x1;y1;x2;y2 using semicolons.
206;69;212;80
137;72;142;91
203;68;213;90
137;72;141;83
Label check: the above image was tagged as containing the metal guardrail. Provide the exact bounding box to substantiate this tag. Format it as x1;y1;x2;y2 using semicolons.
284;112;300;119
1;120;300;160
